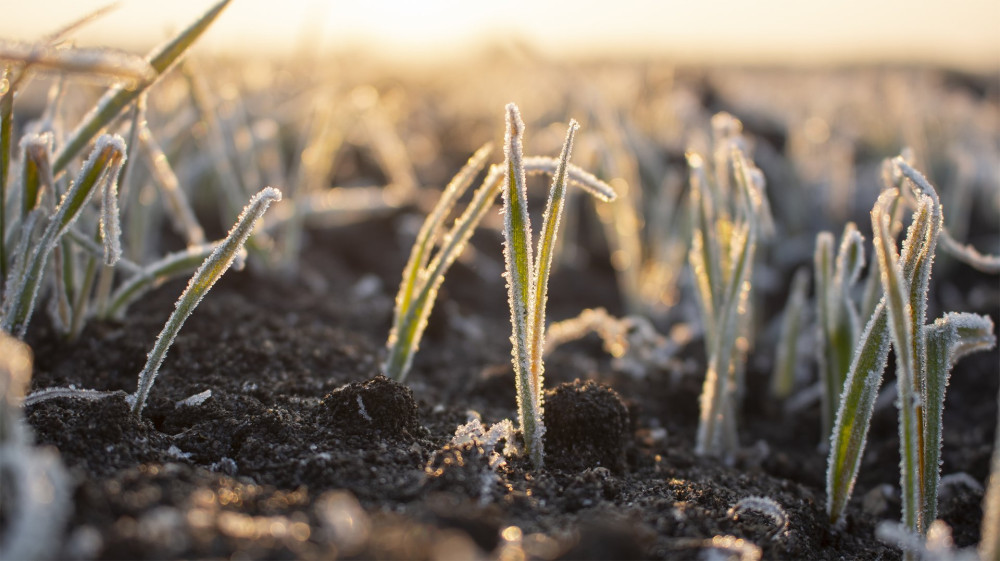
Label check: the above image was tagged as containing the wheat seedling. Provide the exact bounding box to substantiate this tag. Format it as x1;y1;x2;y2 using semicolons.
502;103;599;469
688;123;770;458
383;118;615;384
383;143;494;381
814;223;865;439
826;158;996;536
129;187;282;417
1;135;126;338
50;0;231;175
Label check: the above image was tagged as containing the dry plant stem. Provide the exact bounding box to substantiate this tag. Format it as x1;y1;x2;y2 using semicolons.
52;0;231;174
0;40;155;84
130;187;281;417
1;136;125;338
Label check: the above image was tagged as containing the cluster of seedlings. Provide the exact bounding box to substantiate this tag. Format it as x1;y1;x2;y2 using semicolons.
1;1;999;559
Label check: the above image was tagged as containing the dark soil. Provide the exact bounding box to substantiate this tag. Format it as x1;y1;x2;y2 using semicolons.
15;204;996;561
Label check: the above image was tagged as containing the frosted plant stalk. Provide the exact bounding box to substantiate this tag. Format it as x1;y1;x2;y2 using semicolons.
129;187;281;417
1;135;126;338
501;104;587;469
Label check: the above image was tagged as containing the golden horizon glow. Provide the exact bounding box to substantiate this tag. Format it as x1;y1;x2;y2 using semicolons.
1;0;998;69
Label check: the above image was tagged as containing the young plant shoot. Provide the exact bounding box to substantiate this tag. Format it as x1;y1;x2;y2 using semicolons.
129;187;282;417
501;103;589;470
687;118;770;458
383;115;615;384
826;158;996;537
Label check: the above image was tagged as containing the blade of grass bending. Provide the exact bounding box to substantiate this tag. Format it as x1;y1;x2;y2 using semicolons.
827;187;934;525
1;135;125;338
129;187;281;417
103;243;217;320
522;157;616;202
0;40;155;85
528;120;578;420
501;104;541;468
382;165;505;382
386;142;493;366
873;192;924;535
93;98;144;318
939;229;1000;274
52;0;231;174
922;312;995;526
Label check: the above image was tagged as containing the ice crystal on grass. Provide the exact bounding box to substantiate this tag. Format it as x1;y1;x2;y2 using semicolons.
0;40;156;85
130;187;282;417
1;134;126;338
826;156;997;539
501;104;580;470
383;108;615;388
383;143;494;381
52;0;232;174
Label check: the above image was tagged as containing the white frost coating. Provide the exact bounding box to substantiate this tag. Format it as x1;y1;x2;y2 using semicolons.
100;162;123;266
175;389;212;408
939;228;1000;274
523;156;617;202
166;445;192;460
130;187;282;416
877;520;979;561
23;387;124;407
728;496;789;539
0;40;156;84
501;103;543;469
356;395;372;422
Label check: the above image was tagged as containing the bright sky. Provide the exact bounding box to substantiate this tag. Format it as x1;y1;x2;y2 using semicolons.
2;0;998;69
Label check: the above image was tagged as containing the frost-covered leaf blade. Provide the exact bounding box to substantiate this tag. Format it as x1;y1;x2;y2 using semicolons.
53;0;231;173
922;312;995;524
500;103;541;469
1;135;126;338
529;120;577;400
130;187;281;416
